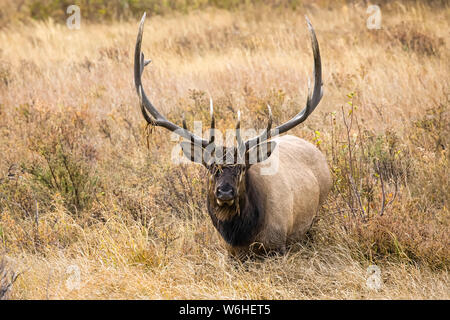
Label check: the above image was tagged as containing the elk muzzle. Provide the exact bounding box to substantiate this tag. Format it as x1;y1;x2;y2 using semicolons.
215;184;236;206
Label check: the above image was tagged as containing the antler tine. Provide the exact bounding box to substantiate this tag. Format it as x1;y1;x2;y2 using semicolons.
236;110;244;146
209;96;215;145
244;16;322;149
305;16;323;110
134;12;209;147
236;110;241;130
266;104;273;140
182;112;187;130
235;110;246;163
135;13;163;121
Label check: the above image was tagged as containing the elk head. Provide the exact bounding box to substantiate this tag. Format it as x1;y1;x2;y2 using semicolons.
134;13;322;220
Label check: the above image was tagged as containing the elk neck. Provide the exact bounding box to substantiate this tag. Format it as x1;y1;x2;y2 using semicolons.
207;172;264;247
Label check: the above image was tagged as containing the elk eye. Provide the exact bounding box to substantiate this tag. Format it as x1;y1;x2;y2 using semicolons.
214;169;222;177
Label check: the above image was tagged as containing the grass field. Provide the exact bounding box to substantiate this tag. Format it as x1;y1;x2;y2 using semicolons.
0;1;449;299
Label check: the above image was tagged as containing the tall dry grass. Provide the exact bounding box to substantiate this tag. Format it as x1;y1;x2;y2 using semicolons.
0;2;449;299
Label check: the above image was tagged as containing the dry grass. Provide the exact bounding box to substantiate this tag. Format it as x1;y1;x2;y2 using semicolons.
0;2;449;299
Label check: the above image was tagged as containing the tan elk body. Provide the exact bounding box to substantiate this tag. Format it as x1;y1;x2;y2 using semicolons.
249;136;331;249
133;13;331;258
209;135;332;257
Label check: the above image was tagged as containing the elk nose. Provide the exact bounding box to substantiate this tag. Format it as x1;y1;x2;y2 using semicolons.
216;185;235;200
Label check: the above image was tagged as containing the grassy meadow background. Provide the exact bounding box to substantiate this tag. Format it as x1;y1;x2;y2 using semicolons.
0;0;449;299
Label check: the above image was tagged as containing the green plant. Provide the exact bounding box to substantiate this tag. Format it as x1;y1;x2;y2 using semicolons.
21;105;101;214
329;93;407;221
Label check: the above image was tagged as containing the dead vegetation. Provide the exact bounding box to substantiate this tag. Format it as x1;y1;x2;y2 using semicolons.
0;257;20;299
0;1;448;299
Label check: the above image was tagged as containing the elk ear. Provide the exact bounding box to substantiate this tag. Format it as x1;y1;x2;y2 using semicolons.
245;141;277;166
180;141;213;166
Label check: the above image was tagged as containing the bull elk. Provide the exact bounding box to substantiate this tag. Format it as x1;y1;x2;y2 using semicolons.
133;13;332;258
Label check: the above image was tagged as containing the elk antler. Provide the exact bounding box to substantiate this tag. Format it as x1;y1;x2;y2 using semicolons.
135;13;323;165
134;12;210;148
243;16;323;150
